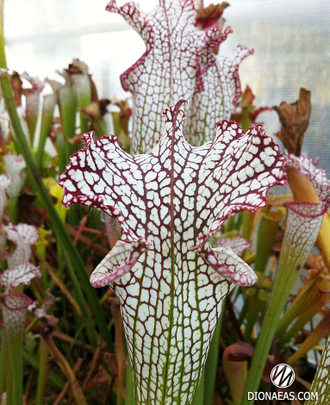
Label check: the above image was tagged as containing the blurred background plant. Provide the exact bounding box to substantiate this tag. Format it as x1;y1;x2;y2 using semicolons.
0;1;329;405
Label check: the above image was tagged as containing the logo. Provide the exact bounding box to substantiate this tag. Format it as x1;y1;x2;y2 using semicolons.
270;363;295;389
248;364;316;402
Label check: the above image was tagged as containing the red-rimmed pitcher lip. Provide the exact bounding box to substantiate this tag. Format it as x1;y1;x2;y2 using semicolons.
0;292;33;311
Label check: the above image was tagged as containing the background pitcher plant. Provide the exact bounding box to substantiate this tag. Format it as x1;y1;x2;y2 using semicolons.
107;0;252;153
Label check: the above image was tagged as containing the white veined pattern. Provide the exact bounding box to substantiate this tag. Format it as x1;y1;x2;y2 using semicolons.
60;102;286;404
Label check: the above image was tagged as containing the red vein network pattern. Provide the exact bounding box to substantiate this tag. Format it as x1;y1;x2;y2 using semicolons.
281;155;330;405
107;0;252;153
306;334;330;405
285;154;330;211
59;103;286;404
214;235;252;256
